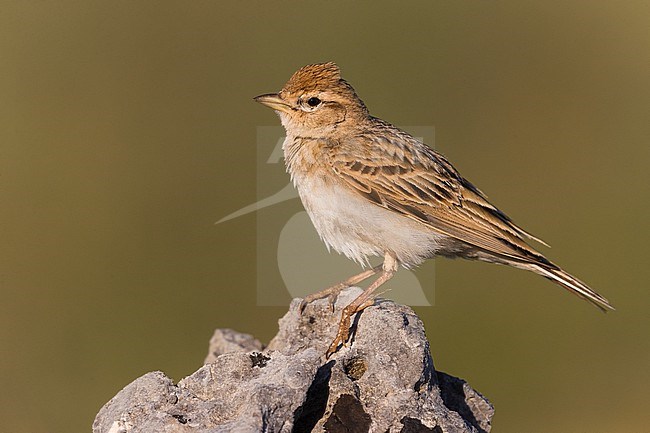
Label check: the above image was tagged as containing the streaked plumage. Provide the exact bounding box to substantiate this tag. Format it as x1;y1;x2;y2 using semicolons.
255;62;613;355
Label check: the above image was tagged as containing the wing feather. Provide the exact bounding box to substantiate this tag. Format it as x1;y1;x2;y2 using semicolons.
328;126;552;266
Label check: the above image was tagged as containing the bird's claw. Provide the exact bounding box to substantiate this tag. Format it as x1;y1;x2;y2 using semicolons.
299;286;344;316
325;307;353;358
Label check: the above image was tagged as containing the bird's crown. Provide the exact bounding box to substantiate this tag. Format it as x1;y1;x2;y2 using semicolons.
282;62;342;94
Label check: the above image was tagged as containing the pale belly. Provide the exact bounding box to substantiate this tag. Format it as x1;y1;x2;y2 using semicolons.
294;176;446;267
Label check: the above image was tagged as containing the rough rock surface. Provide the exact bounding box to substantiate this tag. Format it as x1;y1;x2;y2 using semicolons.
204;328;264;364
93;287;494;433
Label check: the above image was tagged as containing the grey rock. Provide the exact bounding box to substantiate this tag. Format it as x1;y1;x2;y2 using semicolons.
204;328;264;363
93;287;493;433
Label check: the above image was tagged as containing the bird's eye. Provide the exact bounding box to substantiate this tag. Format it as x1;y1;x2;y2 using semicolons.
307;97;321;107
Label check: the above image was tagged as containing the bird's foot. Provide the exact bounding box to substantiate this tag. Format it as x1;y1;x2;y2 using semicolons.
326;306;352;358
299;283;347;314
325;298;375;358
300;266;382;314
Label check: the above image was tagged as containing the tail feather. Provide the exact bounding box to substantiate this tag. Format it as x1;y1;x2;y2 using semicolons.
530;264;614;312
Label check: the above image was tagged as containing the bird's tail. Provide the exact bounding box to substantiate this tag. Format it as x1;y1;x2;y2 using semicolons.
526;263;614;312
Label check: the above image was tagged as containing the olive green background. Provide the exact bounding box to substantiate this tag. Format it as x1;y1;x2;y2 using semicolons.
1;2;649;432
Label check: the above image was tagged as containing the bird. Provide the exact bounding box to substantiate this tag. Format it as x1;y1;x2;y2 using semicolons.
254;62;613;357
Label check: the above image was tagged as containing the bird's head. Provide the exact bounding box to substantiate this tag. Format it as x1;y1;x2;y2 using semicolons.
254;62;369;137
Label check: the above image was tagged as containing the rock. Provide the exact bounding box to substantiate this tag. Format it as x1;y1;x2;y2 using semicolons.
204;328;264;363
93;287;494;433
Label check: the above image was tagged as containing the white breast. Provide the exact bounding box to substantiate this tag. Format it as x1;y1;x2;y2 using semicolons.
293;173;445;268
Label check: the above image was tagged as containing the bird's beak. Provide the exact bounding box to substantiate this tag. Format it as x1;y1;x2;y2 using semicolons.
254;93;292;114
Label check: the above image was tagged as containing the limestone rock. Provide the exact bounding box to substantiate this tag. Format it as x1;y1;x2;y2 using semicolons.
204;328;264;363
93;287;493;432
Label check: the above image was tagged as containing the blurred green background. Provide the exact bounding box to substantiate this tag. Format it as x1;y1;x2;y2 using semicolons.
1;1;649;432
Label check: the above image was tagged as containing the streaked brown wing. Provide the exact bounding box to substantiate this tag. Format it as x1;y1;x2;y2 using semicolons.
328;129;552;266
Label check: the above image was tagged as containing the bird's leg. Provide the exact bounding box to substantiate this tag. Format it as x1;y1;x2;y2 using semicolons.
326;253;398;358
300;265;382;313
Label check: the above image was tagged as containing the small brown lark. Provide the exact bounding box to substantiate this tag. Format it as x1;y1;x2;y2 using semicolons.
254;62;613;357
